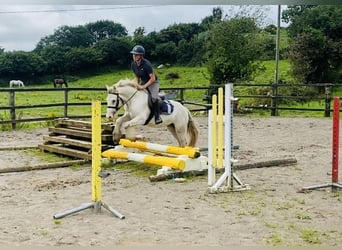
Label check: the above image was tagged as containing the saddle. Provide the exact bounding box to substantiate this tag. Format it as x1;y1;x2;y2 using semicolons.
144;92;174;125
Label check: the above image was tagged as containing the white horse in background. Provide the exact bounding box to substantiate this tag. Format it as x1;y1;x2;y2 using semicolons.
9;80;25;88
106;79;199;147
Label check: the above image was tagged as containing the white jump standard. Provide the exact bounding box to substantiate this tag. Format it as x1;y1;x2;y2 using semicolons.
208;84;250;193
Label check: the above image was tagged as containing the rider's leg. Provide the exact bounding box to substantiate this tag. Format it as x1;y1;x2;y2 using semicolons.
153;100;162;124
148;82;163;124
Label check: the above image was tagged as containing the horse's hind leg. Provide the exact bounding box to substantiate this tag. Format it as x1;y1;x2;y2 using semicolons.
166;124;178;144
167;124;187;147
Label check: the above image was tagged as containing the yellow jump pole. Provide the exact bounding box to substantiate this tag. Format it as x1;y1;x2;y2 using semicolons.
91;100;102;212
217;87;224;168
102;150;186;170
119;138;201;158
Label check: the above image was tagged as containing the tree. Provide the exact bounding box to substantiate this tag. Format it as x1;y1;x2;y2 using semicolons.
64;47;103;72
200;7;223;29
38;45;69;74
153;42;177;63
93;37;132;66
205;17;264;86
85;20;128;43
133;27;146;41
281;5;316;26
0;51;47;78
158;23;203;45
35;25;94;51
264;24;277;35
286;5;342;83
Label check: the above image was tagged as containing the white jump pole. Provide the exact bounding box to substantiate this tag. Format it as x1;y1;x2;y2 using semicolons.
207;110;215;185
118;138;201;158
102;150;186;170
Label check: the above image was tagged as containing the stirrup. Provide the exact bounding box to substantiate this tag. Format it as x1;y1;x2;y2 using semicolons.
155;116;163;124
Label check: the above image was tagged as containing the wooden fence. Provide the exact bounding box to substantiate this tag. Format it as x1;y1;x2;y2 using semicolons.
0;83;337;130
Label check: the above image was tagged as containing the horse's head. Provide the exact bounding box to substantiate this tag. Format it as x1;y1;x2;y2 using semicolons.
105;79;139;119
106;85;121;119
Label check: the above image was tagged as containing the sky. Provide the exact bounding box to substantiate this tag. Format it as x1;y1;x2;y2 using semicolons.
0;5;287;52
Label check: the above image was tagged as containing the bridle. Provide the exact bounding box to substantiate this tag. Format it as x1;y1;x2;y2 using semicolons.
107;89;139;112
107;92;123;112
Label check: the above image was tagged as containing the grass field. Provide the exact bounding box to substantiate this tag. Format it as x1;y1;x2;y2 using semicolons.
0;60;339;130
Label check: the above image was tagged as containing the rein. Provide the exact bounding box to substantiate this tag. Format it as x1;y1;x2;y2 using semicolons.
107;89;139;111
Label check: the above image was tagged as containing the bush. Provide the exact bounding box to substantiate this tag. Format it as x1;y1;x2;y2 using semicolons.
165;72;180;80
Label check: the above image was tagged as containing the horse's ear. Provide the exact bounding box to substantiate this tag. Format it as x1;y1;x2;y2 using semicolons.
106;85;116;93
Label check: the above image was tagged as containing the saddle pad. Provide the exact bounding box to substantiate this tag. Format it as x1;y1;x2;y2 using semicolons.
161;100;174;114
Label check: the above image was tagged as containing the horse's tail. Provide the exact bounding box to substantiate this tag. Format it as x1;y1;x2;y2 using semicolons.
187;110;199;147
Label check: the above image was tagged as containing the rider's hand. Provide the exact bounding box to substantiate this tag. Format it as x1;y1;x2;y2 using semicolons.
137;85;145;90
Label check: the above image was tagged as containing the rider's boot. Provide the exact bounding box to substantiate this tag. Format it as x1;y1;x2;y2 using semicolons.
153;102;163;124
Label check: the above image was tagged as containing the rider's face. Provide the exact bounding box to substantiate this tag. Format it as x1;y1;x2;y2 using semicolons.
133;54;142;64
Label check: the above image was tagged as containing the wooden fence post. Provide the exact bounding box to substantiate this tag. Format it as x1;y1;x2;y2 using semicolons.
271;83;278;116
63;89;69;117
9;90;16;130
324;85;332;117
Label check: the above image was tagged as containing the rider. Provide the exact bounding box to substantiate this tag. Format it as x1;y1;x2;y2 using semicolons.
130;45;162;124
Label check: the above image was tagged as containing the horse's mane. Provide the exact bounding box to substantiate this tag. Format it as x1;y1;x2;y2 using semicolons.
114;79;138;89
106;79;138;94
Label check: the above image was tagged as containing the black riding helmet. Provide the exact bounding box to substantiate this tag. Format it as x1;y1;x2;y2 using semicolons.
130;45;145;55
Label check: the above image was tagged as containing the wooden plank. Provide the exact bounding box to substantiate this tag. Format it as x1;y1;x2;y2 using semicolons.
41;118;115;159
48;127;113;142
55;118;114;132
42;136;114;150
48;127;91;138
0;146;37;151
55;118;92;129
148;158;298;182
42;135;92;148
0;160;89;174
38;144;92;160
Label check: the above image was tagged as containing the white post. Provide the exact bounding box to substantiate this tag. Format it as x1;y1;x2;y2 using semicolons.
207;110;215;186
225;84;232;182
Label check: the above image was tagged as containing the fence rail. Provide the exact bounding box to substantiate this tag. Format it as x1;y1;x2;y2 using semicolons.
0;83;338;130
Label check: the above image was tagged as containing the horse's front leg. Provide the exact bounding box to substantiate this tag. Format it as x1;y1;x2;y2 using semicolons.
113;115;131;144
120;115;145;140
122;114;146;128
